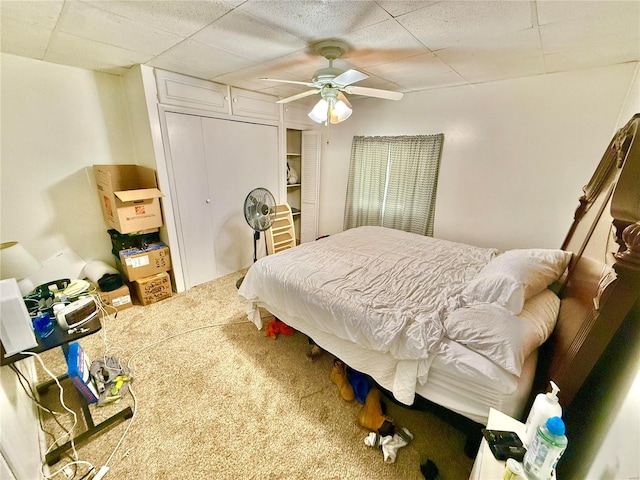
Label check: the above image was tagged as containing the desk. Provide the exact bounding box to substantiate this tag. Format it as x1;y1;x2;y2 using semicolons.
1;317;133;465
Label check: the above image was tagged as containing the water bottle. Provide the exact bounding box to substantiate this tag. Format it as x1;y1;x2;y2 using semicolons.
523;416;568;480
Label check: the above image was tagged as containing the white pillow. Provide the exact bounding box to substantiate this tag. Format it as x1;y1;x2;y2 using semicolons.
445;289;561;376
461;248;571;314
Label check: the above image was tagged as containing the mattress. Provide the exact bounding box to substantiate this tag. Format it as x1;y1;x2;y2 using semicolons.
238;226;554;421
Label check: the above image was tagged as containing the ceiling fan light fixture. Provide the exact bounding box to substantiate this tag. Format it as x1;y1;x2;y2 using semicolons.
308;98;329;124
330;100;352;124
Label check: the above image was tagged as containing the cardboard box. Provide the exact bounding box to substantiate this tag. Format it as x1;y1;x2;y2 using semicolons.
98;284;133;312
94;164;164;234
132;272;172;306
117;243;171;282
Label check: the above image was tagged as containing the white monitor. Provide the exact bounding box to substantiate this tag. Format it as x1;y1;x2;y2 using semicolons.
0;278;38;357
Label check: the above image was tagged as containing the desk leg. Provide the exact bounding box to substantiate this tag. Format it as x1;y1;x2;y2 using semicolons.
38;377;134;466
45;402;133;466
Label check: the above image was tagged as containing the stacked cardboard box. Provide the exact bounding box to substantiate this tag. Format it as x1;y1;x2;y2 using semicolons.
98;284;133;311
94;164;173;306
116;243;173;305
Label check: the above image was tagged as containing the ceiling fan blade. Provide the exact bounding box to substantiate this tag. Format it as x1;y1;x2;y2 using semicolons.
337;91;352;109
276;89;319;104
260;77;315;87
344;86;404;101
332;69;368;87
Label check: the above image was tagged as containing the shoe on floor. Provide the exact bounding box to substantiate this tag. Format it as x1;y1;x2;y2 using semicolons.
306;344;323;362
357;387;395;436
330;359;355;402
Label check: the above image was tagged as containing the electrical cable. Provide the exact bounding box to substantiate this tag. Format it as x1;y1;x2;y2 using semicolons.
19;351;97;479
9;363;82;478
95;318;252;472
10;364;71;436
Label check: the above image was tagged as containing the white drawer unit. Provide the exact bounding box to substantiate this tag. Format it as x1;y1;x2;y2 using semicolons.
230;87;280;121
155;69;230;114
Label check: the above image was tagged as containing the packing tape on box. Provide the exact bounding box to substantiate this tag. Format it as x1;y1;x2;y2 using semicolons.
84;260;119;284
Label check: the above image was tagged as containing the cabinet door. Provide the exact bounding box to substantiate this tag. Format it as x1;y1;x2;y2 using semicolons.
164;112;218;288
300;131;321;243
201;118;279;276
230;87;280;121
156;69;230;114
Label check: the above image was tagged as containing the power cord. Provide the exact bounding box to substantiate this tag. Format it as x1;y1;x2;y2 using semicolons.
20;351;96;479
91;318;252;478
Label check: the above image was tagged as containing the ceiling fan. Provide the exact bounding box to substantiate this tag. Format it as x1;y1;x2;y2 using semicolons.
262;41;404;125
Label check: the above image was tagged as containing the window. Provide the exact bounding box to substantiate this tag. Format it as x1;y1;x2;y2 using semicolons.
343;134;444;236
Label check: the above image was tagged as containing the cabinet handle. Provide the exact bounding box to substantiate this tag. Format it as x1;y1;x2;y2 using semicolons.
224;96;228;101
206;199;211;204
233;98;237;102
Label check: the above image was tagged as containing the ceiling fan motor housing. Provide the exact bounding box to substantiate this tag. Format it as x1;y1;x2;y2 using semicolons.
313;67;343;85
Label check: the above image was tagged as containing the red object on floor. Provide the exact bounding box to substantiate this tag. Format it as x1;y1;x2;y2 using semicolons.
265;319;295;339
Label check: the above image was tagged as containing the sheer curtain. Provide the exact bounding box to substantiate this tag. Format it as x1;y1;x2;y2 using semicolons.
343;134;444;236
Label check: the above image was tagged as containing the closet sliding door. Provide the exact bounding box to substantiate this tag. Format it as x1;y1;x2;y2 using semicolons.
164;112;279;289
201;117;278;277
165;112;218;288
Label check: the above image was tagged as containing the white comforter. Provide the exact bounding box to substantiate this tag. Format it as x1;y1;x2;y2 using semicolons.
239;226;497;361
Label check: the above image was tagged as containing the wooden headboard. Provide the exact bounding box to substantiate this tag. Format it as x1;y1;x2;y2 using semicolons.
539;113;640;408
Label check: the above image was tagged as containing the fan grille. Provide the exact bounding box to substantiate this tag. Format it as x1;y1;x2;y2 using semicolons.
243;188;276;231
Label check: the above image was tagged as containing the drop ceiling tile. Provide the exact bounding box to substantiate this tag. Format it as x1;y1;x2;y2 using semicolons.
375;1;436;18
263;49;338;78
366;51;467;91
539;4;640;54
192;9;308;62
148;39;254;81
338;18;428;68
545;40;640;73
436;28;545;84
397;0;533;51
213;64;302;92
259;84;318;100
0;18;51;59
238;0;392;43
56;1;183;56
536;0;639;26
87;0;234;37
45;31;153;71
0;0;64;29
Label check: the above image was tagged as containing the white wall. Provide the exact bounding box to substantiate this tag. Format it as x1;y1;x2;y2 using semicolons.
0;53;135;268
319;62;639;252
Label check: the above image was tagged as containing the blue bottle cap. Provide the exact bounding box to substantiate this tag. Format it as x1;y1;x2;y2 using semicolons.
546;416;565;436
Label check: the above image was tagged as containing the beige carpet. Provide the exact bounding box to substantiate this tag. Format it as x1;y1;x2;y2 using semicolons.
37;270;474;479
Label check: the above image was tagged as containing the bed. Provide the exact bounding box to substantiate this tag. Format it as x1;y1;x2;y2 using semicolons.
238;114;640;454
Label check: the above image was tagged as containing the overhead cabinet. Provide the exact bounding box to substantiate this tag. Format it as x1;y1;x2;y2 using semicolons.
230;88;280;121
155;69;230;114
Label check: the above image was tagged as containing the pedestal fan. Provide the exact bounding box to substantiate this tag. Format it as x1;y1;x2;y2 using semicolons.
236;187;276;289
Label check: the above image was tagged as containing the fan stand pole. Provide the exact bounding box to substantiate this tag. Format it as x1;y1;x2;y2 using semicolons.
237;230;261;290
253;230;260;263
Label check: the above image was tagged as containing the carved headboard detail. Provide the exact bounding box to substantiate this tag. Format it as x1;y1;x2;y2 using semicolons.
542;114;640;408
